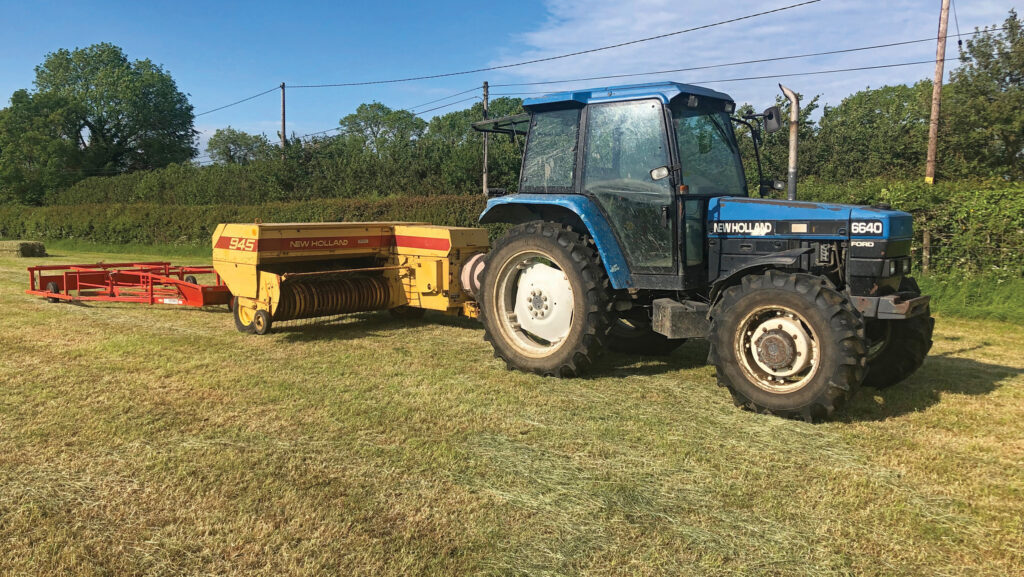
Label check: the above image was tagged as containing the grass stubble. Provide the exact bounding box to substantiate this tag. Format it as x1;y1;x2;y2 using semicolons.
0;247;1020;576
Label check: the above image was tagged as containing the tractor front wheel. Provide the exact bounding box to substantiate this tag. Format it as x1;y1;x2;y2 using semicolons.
479;221;610;377
708;270;867;422
863;277;934;388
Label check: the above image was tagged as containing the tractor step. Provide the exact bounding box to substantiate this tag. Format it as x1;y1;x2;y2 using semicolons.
652;299;710;339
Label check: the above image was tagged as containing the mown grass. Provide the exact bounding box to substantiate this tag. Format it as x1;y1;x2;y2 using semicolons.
1;247;1021;576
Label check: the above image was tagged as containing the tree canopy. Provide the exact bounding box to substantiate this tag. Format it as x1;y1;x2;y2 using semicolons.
0;43;196;204
207;127;272;165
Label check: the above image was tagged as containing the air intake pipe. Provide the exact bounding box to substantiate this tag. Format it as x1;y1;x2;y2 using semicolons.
779;84;799;201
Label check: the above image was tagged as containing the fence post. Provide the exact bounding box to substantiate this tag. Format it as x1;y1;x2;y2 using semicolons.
922;229;931;275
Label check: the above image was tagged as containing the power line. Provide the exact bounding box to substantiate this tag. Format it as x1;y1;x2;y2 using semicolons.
288;1;821;88
194;86;280;117
291;91;481;142
406;86;481;110
490;28;1001;89
489;58;965;96
411;96;480;115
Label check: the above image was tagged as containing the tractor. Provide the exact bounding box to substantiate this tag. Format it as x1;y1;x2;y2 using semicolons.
472;81;934;421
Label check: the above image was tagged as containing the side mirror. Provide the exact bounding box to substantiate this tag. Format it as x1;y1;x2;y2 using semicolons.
763;106;782;134
650;166;670;181
759;179;786;196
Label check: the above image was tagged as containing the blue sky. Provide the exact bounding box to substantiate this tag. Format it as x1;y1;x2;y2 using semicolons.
0;0;1017;154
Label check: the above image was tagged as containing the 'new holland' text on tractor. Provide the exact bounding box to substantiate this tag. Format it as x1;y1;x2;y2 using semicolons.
472;81;934;421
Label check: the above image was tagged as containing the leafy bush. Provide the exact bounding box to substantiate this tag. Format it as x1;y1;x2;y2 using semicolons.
0;195;487;247
798;179;1024;278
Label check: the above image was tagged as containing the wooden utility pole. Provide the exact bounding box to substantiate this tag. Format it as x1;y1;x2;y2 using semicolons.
482;81;489;196
925;0;951;184
280;82;287;153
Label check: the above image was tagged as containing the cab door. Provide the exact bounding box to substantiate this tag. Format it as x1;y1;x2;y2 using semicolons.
581;99;676;277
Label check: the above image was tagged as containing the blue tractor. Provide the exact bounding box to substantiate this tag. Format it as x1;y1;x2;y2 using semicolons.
472;81;933;421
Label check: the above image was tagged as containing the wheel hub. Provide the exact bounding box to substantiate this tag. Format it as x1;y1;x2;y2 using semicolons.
755;329;797;370
511;261;573;344
747;315;813;379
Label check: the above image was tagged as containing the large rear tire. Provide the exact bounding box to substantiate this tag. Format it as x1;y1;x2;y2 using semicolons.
863;277;934;388
708;270;867;422
479;221;610;377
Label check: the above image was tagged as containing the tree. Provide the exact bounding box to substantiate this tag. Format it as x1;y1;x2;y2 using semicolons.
814;83;931;181
33;43;197;172
0;90;83;204
206;127;272;165
941;10;1024;178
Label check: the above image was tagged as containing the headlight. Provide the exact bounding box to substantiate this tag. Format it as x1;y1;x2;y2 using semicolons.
889;261;897;276
902;260;911;274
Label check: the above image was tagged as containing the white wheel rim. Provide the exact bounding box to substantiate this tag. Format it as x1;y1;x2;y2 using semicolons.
493;250;575;357
734;305;820;394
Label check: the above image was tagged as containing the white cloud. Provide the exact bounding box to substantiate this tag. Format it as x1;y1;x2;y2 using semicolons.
487;0;1019;111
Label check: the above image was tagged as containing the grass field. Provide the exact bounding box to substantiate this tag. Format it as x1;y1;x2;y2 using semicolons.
1;246;1021;576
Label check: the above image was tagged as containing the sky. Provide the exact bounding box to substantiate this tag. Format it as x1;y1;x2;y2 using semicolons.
0;0;1017;155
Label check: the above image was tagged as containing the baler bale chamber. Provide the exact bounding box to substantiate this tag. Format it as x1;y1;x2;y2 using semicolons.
212;221;489;334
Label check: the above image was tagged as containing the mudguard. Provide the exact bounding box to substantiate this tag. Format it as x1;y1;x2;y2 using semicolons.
709;247;813;302
479;194;633;289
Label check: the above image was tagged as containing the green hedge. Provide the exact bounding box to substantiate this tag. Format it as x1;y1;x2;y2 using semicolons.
5;181;1022;278
0;195;486;247
798;179;1023;278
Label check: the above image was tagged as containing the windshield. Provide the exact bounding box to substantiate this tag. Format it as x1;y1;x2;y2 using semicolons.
670;98;747;196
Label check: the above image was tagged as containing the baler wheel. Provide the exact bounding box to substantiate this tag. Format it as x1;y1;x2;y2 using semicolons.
45;281;61;303
252;310;272;335
184;275;198;285
233;299;256;334
708;270;866;422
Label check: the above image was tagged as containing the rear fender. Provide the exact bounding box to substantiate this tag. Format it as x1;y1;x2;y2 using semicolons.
480;194;632;289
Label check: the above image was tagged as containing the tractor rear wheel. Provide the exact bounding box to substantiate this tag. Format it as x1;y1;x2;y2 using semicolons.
708;270;866;422
605;314;685;356
479;221;610;377
863;277;934;388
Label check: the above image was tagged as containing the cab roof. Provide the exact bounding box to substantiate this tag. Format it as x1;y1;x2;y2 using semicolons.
522;81;734;109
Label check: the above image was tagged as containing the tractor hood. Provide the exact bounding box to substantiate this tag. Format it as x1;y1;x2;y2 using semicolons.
708;197;913;241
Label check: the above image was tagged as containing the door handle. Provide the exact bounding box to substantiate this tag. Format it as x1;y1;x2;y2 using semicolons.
661;205;670;228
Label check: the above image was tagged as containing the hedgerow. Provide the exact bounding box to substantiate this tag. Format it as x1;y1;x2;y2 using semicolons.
0;195;487;246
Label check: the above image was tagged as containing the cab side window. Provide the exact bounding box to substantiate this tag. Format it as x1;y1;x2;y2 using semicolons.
520;108;579;193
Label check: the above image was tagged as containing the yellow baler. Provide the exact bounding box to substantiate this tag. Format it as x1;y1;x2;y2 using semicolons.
212;221;488;334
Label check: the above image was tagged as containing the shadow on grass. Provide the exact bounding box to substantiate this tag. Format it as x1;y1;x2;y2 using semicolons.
842;346;1022;422
268;313;1017;421
273;310;481;343
587;340;711;377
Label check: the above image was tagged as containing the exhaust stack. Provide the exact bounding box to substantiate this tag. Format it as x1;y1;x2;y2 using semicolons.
779;84;799;201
